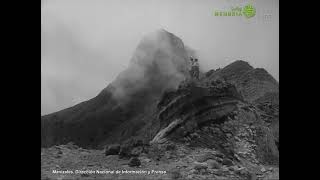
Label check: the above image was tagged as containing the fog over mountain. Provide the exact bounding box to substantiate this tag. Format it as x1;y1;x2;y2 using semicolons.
41;29;278;148
41;0;278;115
41;29;279;179
41;3;279;176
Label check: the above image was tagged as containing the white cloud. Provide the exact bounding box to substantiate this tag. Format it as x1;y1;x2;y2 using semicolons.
41;0;279;115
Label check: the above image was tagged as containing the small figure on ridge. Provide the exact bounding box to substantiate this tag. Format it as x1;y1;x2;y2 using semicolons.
189;56;199;80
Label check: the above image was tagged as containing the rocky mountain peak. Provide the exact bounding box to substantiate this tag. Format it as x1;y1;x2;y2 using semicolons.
111;29;189;101
212;60;253;81
42;30;279;180
41;32;279;167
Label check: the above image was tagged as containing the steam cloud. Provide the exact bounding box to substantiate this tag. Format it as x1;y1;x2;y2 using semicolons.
42;0;278;115
110;29;193;102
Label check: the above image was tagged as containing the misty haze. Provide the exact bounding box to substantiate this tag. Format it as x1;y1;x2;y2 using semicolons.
41;0;279;179
41;0;278;116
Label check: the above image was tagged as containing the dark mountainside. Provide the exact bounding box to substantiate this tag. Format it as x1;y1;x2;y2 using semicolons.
41;29;279;179
41;29;190;148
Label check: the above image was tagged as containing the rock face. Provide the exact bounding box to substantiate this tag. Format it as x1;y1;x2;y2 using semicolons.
41;30;279;180
151;80;243;144
206;60;279;102
148;68;279;166
41;31;279;172
41;29;191;148
150;118;184;144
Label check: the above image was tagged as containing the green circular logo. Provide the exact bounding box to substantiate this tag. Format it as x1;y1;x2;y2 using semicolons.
242;4;256;18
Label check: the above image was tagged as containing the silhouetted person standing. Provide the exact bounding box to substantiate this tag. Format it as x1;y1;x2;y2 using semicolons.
189;57;199;80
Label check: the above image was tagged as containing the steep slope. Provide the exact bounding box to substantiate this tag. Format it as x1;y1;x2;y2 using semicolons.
42;77;279;180
41;29;191;148
209;60;254;82
146;78;278;163
41;30;279;180
42;31;279;153
206;60;279;102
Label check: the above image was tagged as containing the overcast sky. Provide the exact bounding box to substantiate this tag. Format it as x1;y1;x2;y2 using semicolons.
41;0;279;115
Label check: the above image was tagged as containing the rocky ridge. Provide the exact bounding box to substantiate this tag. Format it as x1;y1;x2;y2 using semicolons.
41;30;279;180
41;72;279;180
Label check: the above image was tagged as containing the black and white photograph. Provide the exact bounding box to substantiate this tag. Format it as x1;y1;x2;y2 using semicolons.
41;0;279;179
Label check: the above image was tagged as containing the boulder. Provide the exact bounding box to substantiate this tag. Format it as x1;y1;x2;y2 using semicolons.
119;145;131;158
194;164;208;171
165;144;176;151
206;159;221;169
104;144;120;156
215;152;224;159
130;146;143;157
128;157;141;167
195;152;216;163
190;132;200;139
164;151;173;159
236;168;248;176
222;158;233;166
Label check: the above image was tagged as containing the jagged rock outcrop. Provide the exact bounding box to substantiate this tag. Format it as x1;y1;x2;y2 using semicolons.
41;32;279;173
151;80;243;144
149;78;279;166
150;118;184;144
41;30;279;180
206;60;279;102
